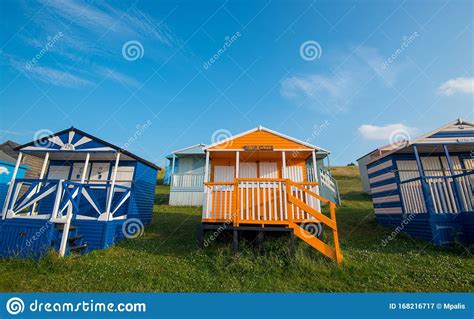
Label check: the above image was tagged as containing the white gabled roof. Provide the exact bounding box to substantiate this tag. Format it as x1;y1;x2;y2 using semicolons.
366;118;473;165
171;143;206;155
204;125;330;154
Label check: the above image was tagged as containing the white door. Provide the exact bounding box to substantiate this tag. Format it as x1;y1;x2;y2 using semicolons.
71;163;91;181
214;166;235;182
111;166;135;188
259;162;278;178
285;166;303;182
89;163;110;183
239;163;257;178
47;166;70;180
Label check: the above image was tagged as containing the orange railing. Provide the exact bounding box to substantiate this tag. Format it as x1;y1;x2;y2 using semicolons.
203;178;342;264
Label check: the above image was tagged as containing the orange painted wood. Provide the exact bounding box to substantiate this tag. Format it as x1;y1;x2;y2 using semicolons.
208;130;310;150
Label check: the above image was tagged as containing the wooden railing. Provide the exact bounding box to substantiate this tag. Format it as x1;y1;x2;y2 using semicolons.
203;178;343;264
399;171;473;214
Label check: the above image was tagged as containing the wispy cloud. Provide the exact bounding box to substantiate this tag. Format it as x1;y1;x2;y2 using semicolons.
5;0;181;89
8;55;93;88
358;123;418;141
96;67;140;88
280;46;402;112
437;77;474;96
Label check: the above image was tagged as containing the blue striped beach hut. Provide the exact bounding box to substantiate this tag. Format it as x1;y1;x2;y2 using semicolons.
362;119;473;246
0;127;159;258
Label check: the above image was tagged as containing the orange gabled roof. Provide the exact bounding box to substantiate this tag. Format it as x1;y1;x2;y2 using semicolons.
205;126;329;153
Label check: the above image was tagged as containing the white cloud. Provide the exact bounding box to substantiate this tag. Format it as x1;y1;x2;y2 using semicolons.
358;123;418;141
437;77;474;96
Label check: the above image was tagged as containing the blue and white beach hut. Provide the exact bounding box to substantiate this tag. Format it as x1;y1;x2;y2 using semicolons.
164;144;206;206
363;119;473;246
0;127;159;258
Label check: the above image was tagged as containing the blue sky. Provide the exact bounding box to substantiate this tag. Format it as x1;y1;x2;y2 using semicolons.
0;0;473;166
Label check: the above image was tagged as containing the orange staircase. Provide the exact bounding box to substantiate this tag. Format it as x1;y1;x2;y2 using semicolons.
287;181;343;264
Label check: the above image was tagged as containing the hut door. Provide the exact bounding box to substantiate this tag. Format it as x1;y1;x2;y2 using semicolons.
213;166;235;182
71;163;91;181
259;162;278;178
47;166;70;180
239;163;257;178
89;163;110;183
285;166;303;182
111;166;135;188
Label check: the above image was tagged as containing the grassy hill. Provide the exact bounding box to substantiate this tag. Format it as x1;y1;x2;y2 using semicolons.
0;166;472;292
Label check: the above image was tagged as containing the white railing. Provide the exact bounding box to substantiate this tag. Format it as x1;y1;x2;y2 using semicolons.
171;174;205;188
400;179;427;213
203;182;234;220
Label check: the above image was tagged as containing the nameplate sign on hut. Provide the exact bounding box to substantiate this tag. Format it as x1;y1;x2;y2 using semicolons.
243;145;273;151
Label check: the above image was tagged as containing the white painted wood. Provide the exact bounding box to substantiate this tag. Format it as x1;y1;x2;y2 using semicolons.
312;150;321;212
31;152;50;216
214;166;235;182
239;162;257;178
282;152;287;178
2;152;23;219
47;165;70;180
235;151;239;178
89;163;110;183
105;152;121;218
259;162;278;178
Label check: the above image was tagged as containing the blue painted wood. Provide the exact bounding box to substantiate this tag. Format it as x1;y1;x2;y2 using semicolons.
0;218;54;258
127;162;157;225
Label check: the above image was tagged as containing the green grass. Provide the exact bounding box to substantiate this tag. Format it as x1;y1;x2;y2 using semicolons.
0;167;472;292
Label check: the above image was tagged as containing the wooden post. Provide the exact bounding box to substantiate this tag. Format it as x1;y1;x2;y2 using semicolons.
413;145;434;214
171;155;176;186
443;145;465;212
311;150;321;211
31;152;49;216
235;151;240;178
106;152;121;220
81;153;90;183
330;202;343;264
282;151;287;178
2;152;22;219
202;151;210;219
